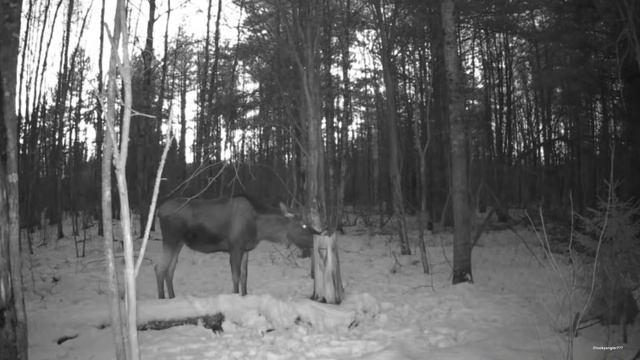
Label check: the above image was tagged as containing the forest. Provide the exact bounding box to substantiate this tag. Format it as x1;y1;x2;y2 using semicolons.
2;0;640;358
7;0;640;238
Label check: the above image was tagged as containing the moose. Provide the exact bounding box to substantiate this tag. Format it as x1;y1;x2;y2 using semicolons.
155;195;315;298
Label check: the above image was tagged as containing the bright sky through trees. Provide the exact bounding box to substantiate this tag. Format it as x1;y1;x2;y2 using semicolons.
19;0;242;161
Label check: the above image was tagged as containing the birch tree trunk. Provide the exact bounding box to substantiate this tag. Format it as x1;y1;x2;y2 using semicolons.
96;0;106;236
115;1;139;356
104;0;140;357
102;0;126;357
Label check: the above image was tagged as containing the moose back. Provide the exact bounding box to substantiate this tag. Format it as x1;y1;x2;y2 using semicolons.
154;195;314;298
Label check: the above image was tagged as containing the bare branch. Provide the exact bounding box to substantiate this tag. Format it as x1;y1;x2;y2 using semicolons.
135;111;175;277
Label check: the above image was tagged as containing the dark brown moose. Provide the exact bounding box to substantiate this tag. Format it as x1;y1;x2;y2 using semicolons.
155;195;314;298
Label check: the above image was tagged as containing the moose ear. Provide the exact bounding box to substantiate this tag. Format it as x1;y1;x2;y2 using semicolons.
279;202;295;218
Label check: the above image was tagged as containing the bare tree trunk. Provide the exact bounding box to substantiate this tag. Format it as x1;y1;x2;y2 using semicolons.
17;0;34;129
370;91;381;225
23;0;54;229
441;0;472;284
0;1;29;357
65;2;92;229
179;73;188;178
136;0;157;236
225;0;245;160
617;0;640;72
413;61;431;274
102;1;126;357
35;0;63;230
156;0;171;132
148;0;170;229
372;0;410;255
195;0;214;168
336;0;352;228
96;0;106;236
322;0;337;230
51;0;76;239
288;0;343;304
104;0;140;357
34;0;63;120
207;0;223;167
115;1;139;355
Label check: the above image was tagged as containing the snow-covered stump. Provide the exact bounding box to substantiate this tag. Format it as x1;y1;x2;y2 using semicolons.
311;232;345;304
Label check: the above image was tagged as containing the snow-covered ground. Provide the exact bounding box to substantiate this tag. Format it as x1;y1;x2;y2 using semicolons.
24;218;639;359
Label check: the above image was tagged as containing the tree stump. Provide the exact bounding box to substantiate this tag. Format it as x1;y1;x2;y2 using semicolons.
311;232;344;304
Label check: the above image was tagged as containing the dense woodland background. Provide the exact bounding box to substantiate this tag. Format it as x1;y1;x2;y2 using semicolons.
2;0;640;358
9;0;640;248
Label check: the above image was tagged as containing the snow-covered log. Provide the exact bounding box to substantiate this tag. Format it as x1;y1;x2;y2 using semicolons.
133;293;362;332
137;313;224;332
96;293;379;334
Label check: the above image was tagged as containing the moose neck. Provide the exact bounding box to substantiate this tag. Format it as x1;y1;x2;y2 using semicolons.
255;213;287;243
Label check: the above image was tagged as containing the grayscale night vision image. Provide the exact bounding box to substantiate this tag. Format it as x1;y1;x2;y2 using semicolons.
0;0;638;359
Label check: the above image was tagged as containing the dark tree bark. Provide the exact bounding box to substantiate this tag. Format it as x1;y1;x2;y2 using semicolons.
321;0;337;230
23;0;51;229
413;39;431;274
207;0;223;166
17;0;34;131
33;0;61;116
288;0;344;304
50;0;75;239
0;0;28;357
371;0;410;255
195;0;214;167
441;0;472;284
224;0;245;161
297;4;325;228
25;0;64;226
65;3;92;228
179;68;188;178
157;0;171;132
134;0;158;236
335;0;352;228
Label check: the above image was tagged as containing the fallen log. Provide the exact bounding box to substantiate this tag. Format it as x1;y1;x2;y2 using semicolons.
137;313;224;332
135;294;357;332
96;293;379;333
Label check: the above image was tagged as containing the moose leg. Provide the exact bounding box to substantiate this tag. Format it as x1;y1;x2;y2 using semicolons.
240;251;249;296
230;249;243;295
155;244;176;299
165;243;183;299
154;265;166;299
